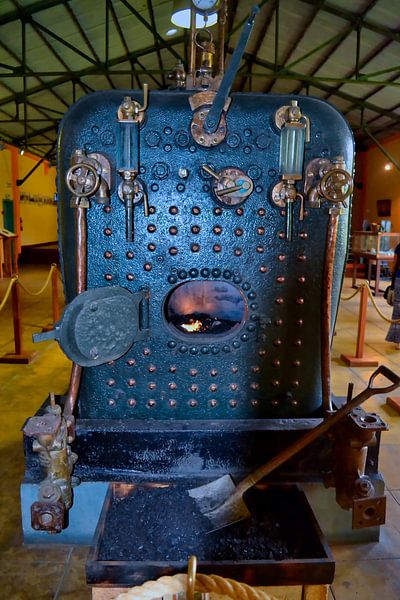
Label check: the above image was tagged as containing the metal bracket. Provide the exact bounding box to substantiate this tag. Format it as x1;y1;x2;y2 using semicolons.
352;495;386;529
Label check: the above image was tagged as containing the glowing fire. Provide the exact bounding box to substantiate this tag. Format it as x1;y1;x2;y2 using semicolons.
181;320;202;333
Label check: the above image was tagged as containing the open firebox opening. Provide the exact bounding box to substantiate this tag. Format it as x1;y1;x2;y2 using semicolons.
165;280;246;337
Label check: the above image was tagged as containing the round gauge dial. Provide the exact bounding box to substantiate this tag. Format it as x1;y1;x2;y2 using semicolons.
212;168;254;207
192;0;220;12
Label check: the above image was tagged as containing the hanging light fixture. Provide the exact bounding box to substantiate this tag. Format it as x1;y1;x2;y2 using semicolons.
171;0;218;29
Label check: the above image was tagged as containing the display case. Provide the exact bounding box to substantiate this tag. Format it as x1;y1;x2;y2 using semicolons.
351;231;400;256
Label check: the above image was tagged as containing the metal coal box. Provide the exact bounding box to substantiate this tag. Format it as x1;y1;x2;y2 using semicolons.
87;482;334;587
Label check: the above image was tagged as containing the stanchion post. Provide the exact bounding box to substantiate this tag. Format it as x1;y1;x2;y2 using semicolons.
0;280;35;364
340;284;379;367
51;266;60;324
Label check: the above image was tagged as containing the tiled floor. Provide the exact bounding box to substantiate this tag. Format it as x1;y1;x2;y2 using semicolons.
0;265;400;599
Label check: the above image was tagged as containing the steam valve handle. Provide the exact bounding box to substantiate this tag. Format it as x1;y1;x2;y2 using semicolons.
66;163;100;198
319;168;353;206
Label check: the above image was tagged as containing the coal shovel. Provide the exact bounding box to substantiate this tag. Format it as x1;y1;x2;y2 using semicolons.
189;365;400;531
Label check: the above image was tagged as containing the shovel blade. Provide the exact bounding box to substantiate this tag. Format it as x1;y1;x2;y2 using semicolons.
188;474;251;532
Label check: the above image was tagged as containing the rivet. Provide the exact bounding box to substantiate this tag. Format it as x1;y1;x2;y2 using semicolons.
189;369;198;376
104;251;112;259
169;365;177;373
190;384;198;392
104;273;113;281
103;205;112;213
247;323;256;332
147;224;156;233
126;251;134;259
144;263;152;271
258;349;267;356
233;275;242;283
201;268;210;277
280;209;286;217
148;364;156;373
223;270;232;279
147;400;156;408
168;275;178;284
236;207;244;216
148;382;156;390
143;348;151;356
169;247;178;255
230;383;238;391
271;399;280;407
126;273;135;281
222;344;230;353
189;268;199;278
213;244;222;253
209;383;218;392
104;227;112;236
292;380;300;387
298;276;306;284
251;399;259;407
212;268;221;277
231;366;238;373
229;399;238;408
275;297;284;305
299;232;308;239
273;339;282;346
149;206;156;214
191;243;200;252
278;254;286;261
127;358;136;366
169;206;179;214
251;366;260;374
276;276;285;283
273;359;281;367
169;226;178;235
108;399;116;407
275;319;283;326
297;254;307;261
214;207;222;215
127;379;136;387
291;399;299;407
234;248;242;256
191;225;200;234
189;347;199;355
242;282;251;291
189;399;198;407
256;246;264;253
296;297;304;305
250;382;259;390
260;265;268;273
257;227;265;235
201;346;210;354
241;334;249;342
128;399;136;407
294;339;302;346
293;360;301;367
235;228;243;237
250;302;258;310
278;231;285;239
179;345;188;353
192;206;201;215
210;369;218;377
148;243;156;251
258;208;266;216
213;225;222;235
211;346;220;354
167;340;177;348
209;399;218;408
178;269;187;279
296;319;304;326
271;380;280;387
107;379;116;386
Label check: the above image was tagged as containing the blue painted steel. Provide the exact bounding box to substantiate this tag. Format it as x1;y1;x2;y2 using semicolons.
58;90;353;420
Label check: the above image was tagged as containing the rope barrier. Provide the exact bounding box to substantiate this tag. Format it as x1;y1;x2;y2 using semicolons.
0;276;17;313
16;263;57;297
341;280;400;324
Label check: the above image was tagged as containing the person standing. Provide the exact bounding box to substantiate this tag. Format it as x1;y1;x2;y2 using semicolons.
386;243;400;349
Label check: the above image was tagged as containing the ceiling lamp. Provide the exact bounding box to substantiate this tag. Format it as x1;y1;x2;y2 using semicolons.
171;0;218;29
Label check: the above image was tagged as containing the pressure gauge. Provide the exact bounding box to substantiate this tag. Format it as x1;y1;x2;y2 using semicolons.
191;0;220;12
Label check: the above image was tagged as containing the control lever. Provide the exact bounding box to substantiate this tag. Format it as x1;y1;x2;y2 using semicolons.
118;172;148;242
201;164;254;207
203;5;259;135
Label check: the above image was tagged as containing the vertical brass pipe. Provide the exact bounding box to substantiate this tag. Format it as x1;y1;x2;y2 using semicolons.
321;211;339;415
189;4;197;81
218;0;227;77
64;206;87;419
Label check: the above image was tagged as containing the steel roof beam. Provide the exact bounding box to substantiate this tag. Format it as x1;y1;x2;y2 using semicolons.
0;0;70;26
147;0;166;88
299;0;400;43
108;0;141;88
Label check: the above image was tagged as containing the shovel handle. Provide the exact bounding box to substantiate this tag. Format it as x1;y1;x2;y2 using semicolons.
236;365;400;496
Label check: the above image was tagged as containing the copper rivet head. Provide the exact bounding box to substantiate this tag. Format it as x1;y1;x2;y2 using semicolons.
169;399;177;407
278;231;285;239
191;244;200;252
257;227;265;235
234;248;242;256
275;319;283;326
147;224;156;233
190;384;198;393
258;208;266;216
298;276;306;283
169;366;177;373
189;399;198;407
213;225;222;235
278;254;286;261
231;366;238;373
213;244;221;252
127;358;136;366
126;273;134;281
299;232;308;239
210;399;217;407
107;379;116;386
229;399;238;408
275;297;284;304
148;243;156;251
236;207;244;216
127;379;136;387
292;380;300;387
293;360;301;367
230;383;238;391
271;399;279;407
148;400;156;408
128;399;136;407
126;251;134;259
271;379;280;387
273;339;282;346
191;225;200;234
143;348;151;355
192;206;201;215
273;359;280;367
256;246;264;253
297;254;306;261
169;206;178;214
296;297;304;304
104;251;112;259
291;399;299;407
235;228;243;237
104;273;113;281
169;226;178;235
250;382;259;390
169;382;177;390
210;369;218;376
294;339;302;346
148;382;156;390
144;263;152;271
296;319;304;326
251;399;259;406
258;349;267;356
189;369;198;376
251;366;260;374
209;383;218;392
276;276;285;283
260;265;268;273
169;247;178;255
148;364;156;373
104;227;112;236
108;399;116;406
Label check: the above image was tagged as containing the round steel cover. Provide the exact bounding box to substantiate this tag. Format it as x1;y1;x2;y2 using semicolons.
58;287;140;366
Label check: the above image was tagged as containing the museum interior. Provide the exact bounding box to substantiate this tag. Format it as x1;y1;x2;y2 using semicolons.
1;1;400;599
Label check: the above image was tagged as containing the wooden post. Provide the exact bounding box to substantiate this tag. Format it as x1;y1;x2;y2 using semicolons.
0;280;35;364
341;284;379;367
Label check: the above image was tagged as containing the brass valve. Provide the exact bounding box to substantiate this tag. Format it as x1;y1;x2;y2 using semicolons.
117;84;149;125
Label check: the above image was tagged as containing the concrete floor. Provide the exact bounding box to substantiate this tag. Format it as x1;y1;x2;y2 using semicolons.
0;265;400;599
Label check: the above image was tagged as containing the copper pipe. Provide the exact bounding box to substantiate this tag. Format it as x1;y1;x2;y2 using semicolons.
64;206;87;419
189;4;197;80
321;211;339;415
218;0;226;76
